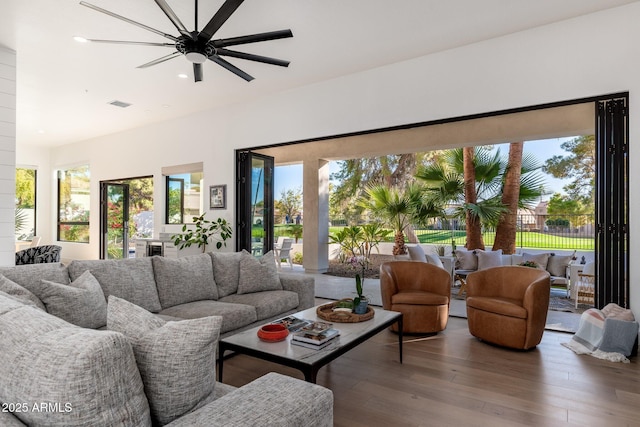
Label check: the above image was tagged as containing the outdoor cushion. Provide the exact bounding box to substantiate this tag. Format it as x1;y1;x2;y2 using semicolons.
37;270;108;329
522;252;550;270
219;290;299;320
237;250;282;295
158;300;257;334
0;294;151;426
68;258;162;312
152;253;218;309
407;245;427;262
455;249;478;270
0;274;45;310
107;296;222;426
476;249;503;270
210;251;244;297
426;253;445;269
546;253;572;277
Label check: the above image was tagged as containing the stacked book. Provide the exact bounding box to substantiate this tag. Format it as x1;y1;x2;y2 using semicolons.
291;321;340;350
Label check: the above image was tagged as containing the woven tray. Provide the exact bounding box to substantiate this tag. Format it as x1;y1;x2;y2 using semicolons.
316;301;375;323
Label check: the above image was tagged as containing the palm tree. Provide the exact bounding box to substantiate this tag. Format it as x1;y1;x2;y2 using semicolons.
359;183;441;255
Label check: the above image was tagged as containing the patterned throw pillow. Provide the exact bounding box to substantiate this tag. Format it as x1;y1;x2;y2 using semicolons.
455;249;478;270
476;249;503;270
0;274;45;310
38;270;108;329
107;296;222;426
237;250;283;294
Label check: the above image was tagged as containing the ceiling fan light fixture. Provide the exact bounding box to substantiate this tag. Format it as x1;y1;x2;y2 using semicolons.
185;51;207;64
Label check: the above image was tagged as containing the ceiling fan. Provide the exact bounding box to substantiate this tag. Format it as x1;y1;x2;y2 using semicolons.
79;0;292;82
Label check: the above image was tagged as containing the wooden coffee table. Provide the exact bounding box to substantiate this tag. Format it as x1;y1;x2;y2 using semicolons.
218;305;403;383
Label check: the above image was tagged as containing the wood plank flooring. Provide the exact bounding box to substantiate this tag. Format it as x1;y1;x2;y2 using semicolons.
220;299;640;426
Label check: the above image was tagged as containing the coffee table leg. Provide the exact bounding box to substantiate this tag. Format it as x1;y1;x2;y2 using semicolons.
398;315;403;364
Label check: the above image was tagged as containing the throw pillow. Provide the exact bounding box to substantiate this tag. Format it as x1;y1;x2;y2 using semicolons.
210;251;244;297
407;245;427;262
237;250;283;295
522;252;550;270
455;249;478;270
477;249;503;270
426;253;445;269
107;296;222;426
546;254;572;277
0;295;151;426
0;274;45;310
152;253;218;309
0;290;41;309
598;318;640;356
38;270;108;329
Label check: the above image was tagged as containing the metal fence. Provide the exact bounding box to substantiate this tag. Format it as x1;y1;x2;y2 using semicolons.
329;213;595;250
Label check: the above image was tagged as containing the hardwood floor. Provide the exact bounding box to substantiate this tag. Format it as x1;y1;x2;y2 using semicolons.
220;301;640;426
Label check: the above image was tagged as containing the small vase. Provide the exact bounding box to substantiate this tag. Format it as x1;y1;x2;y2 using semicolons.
354;298;369;314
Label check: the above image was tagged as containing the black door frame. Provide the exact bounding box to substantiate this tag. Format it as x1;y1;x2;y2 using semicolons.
99;181;130;259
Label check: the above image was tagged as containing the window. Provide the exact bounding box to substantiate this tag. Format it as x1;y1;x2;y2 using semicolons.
164;164;203;224
15;167;37;241
58;165;90;242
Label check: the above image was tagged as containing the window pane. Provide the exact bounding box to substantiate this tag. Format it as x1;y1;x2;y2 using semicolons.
15;168;37;241
166;171;203;224
58;165;90;243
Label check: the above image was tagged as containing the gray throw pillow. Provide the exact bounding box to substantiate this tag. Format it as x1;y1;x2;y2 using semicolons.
210;251;244;297
0;295;152;426
523;252;550;270
407;245;427;262
598;318;639;356
0;274;45;310
107;296;222;426
477;249;503;270
237;250;283;295
0;290;41;309
546;254;572;277
455;249;478;270
38;270;108;329
152;253;218;309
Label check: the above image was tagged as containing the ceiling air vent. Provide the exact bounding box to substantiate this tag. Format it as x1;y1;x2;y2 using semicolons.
108;100;132;108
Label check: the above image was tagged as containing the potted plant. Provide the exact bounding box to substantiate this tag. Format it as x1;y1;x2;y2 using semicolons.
172;213;232;252
350;255;369;314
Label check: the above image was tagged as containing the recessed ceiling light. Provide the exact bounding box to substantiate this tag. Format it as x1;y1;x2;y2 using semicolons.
177;73;188;79
73;36;89;43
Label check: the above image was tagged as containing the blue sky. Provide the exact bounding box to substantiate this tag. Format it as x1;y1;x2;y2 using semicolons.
273;137;577;201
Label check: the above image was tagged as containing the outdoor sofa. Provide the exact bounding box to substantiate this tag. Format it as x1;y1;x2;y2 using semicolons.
0;251;333;426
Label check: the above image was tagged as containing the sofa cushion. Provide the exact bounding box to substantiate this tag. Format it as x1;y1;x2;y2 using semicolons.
477;249;503;270
237;250;282;294
68;258;162;312
159;300;257;334
107;296;222;426
0;275;45;310
36;270;107;329
219;290;299;321
210;251;244;297
546;253;572;277
455;249;478;270
522;252;550;270
0;263;69;296
152;253;219;309
426;254;445;269
407;245;427;262
0;294;152;426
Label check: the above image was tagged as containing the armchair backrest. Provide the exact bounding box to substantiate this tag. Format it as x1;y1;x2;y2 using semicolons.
466;265;550;302
380;261;451;307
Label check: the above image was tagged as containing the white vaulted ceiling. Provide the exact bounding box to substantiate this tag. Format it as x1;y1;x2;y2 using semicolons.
0;0;637;147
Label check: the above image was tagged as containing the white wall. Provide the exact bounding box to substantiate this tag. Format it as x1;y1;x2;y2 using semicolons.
28;3;640;314
0;47;16;266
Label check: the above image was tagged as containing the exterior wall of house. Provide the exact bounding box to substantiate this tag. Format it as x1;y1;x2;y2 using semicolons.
16;3;640;314
0;47;16;266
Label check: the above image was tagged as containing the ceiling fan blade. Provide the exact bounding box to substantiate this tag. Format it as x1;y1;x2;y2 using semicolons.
86;39;175;47
213;29;293;48
208;55;254;81
193;63;203;82
137;52;182;68
198;0;244;42
80;1;178;42
153;0;195;40
216;48;289;67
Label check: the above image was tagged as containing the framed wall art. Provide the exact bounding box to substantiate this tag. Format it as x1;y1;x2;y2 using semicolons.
210;184;226;209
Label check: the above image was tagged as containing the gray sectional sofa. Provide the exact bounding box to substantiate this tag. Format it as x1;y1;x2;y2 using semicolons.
0;250;333;426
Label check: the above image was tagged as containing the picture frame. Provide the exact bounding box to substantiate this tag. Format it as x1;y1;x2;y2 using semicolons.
210;184;226;209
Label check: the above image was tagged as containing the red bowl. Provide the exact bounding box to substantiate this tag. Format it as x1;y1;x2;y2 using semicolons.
257;324;289;342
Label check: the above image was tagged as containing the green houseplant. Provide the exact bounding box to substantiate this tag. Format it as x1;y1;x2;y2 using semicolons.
172;213;232;252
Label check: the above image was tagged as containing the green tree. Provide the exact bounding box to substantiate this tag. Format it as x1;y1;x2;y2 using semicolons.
543;135;595;207
15;168;36;208
547;193;590;228
275;187;302;223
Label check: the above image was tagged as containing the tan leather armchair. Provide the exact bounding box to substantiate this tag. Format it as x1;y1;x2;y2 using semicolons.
466;266;551;350
380;261;451;334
